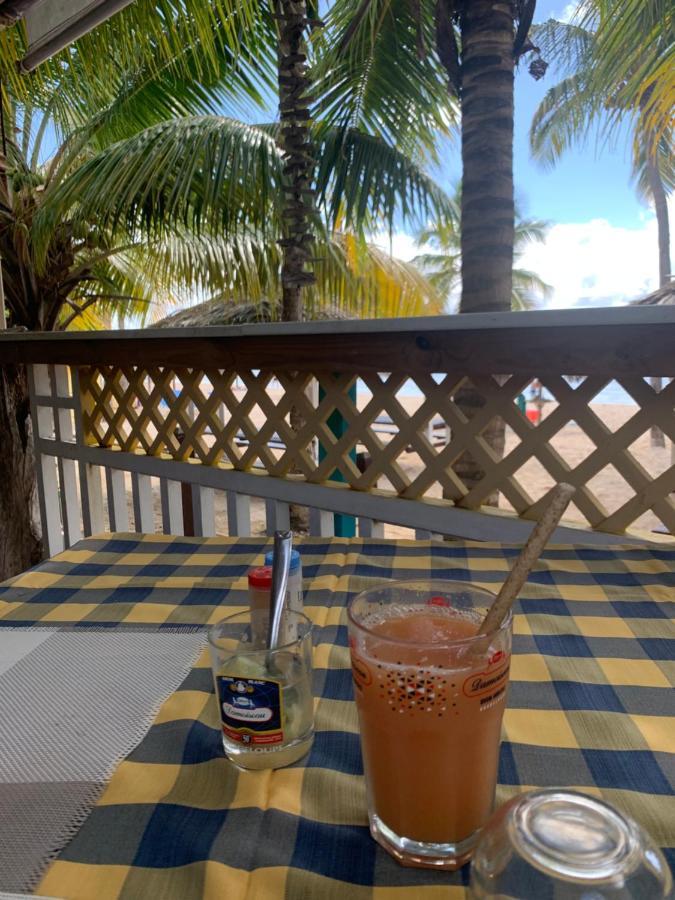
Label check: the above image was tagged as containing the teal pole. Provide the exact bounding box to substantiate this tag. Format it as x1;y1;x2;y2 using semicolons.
318;379;357;537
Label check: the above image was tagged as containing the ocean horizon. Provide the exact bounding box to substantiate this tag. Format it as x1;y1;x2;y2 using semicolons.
366;376;646;406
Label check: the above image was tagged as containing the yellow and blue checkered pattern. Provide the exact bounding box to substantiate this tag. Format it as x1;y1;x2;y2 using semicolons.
1;533;674;899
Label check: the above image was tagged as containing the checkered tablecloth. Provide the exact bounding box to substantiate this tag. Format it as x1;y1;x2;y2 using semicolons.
0;533;673;899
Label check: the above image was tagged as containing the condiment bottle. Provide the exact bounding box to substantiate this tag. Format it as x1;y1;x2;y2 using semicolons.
247;565;272;648
264;548;303;617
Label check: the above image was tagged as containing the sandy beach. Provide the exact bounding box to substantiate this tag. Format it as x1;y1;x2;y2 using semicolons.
122;390;672;541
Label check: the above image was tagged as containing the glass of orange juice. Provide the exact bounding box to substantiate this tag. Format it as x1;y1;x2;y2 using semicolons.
348;579;512;869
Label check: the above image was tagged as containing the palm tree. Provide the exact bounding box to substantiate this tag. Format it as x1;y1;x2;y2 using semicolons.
274;1;319;321
531;7;673;289
0;53;451;576
414;189;552;310
530;3;673;447
318;1;548;313
0;95;194;577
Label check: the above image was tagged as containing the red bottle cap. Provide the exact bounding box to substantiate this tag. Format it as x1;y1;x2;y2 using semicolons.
248;565;273;588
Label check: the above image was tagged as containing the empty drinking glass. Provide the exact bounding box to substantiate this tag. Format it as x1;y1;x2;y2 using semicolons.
208;609;314;770
469;789;673;898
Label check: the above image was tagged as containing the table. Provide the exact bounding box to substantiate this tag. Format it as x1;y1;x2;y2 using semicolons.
0;533;673;899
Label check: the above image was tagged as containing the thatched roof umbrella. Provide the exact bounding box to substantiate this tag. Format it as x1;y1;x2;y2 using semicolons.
153;299;355;328
630;283;675;306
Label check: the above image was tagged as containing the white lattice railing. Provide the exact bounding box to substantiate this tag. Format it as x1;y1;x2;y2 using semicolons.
3;307;675;553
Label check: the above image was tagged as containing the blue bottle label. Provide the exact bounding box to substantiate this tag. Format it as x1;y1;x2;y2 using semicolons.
216;675;283;745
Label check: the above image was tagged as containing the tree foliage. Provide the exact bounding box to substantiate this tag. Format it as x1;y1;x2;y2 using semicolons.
1;32;452;331
531;2;674;169
530;1;673;285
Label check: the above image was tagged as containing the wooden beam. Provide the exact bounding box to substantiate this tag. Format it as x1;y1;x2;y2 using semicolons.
2;308;675;375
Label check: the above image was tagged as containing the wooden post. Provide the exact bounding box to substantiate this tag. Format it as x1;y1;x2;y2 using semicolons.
227;491;251;536
72;368;105;535
192;485;216;537
52;365;82;546
28;364;64;556
106;468;129;532
131;472;154;533
160;479;183;535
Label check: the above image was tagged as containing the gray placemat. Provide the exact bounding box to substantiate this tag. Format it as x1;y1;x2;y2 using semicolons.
0;629;205;892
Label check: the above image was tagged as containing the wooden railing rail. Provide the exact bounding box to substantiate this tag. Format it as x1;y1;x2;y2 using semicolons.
2;308;675;553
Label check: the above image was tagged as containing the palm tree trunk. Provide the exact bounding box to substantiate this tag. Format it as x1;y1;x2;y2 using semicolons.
276;0;318;530
459;0;515;314
455;1;515;502
0;364;42;580
646;157;670;448
646;159;671;288
0;126;41;576
276;0;317;322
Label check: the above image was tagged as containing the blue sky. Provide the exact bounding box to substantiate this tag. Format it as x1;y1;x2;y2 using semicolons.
514;0;641;229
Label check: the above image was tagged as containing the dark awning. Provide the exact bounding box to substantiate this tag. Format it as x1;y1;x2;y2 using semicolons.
0;0;38;27
0;0;135;71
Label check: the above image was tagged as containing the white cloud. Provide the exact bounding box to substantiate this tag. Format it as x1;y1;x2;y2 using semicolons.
519;199;674;308
373;195;673;310
371;231;420;262
557;2;579;23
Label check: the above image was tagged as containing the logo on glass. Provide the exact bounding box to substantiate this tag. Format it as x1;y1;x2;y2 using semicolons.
217;675;284;744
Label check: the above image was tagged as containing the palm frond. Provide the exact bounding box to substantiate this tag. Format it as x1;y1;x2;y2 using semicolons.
314;0;457;157
530;0;673;210
530;73;593;166
411;252;458;270
132;232;280;306
514;217;552;246
49;22;275;146
36;117;453;267
310;233;445;318
146;230;443;320
415;261;460;303
33;117;283;264
1;0;277;116
415;217;460;252
632;131;675;201
315;127;456;233
512;268;553;309
530;18;594;76
576;0;674;152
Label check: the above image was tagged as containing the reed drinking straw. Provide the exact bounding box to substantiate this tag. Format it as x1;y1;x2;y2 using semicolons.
478;483;576;635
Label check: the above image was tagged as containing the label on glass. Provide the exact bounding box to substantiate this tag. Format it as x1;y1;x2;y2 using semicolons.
350;653;372;690
216;675;284;745
462;658;510;706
